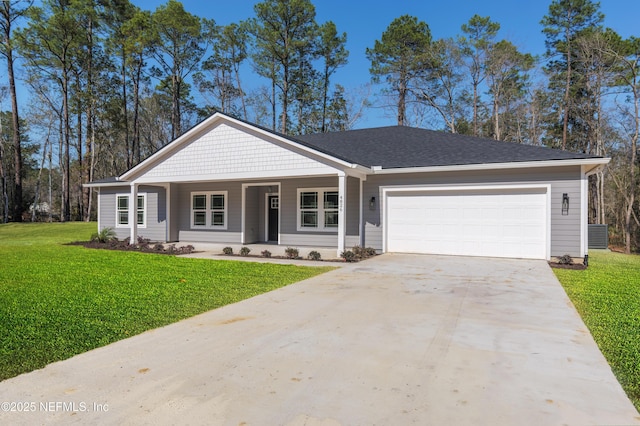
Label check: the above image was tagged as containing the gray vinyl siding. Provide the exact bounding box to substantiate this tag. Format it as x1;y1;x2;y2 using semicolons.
363;166;583;257
175;182;242;243
98;185;167;241
244;186;260;243
279;176;360;247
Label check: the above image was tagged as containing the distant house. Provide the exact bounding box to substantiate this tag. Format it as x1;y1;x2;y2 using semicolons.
29;202;50;214
86;112;609;260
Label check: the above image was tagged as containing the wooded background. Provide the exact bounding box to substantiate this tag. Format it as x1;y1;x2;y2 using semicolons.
0;0;638;253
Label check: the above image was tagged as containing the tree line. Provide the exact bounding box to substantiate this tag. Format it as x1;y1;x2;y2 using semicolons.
0;0;638;252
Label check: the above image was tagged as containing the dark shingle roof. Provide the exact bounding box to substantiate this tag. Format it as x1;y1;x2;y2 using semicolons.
295;126;599;169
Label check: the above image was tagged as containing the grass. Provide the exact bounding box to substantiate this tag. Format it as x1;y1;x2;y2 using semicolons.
553;250;640;411
0;222;334;381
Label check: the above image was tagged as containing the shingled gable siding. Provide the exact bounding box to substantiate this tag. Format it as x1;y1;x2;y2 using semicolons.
362;165;583;257
138;122;338;182
98;185;167;242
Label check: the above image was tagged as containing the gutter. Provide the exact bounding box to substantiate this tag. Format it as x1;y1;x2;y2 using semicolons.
369;158;611;175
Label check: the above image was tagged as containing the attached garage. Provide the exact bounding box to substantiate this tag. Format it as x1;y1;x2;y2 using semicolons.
384;186;549;259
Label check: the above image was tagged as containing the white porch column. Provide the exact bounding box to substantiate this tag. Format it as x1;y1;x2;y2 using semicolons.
337;173;346;256
359;177;364;247
129;183;138;243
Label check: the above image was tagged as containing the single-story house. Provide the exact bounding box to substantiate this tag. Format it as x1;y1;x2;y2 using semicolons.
86;112;609;260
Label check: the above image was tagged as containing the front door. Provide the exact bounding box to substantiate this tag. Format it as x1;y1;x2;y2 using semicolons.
268;195;279;242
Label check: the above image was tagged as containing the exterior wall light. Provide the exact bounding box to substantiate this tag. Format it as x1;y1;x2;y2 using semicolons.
369;196;376;210
562;193;569;215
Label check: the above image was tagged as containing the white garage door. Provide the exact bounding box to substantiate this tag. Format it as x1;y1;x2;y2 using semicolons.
386;187;548;259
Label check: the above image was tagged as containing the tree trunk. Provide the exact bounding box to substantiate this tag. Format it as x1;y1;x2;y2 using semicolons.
472;82;478;136
5;23;22;222
0;134;8;223
561;20;571;151
397;73;406;126
133;58;142;164
234;63;247;120
33;129;51;222
281;63;289;134
122;46;131;169
321;65;329;132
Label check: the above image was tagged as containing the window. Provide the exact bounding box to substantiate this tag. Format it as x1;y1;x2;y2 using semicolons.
297;188;339;232
191;191;227;229
116;194;146;228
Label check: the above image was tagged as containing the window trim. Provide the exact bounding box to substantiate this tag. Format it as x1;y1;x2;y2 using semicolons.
115;193;146;228
296;187;339;232
190;191;228;230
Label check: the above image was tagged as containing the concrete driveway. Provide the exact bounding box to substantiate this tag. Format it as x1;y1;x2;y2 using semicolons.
1;254;638;425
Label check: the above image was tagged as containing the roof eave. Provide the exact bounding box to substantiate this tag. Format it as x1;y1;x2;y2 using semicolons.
83;180;130;188
368;157;611;175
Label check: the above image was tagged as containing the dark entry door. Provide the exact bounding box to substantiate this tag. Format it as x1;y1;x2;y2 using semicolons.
268;195;279;241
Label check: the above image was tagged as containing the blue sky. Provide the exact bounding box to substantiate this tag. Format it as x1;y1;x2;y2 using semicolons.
5;1;640;130
133;0;640;128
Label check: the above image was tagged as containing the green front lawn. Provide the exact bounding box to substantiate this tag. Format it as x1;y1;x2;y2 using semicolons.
553;251;640;411
0;222;333;381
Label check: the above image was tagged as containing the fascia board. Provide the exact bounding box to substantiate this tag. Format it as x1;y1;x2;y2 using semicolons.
369;158;611;175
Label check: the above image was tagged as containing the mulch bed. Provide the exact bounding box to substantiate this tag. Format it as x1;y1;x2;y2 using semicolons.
69;240;195;255
548;262;587;270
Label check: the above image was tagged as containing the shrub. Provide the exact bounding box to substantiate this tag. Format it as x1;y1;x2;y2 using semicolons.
261;250;272;258
351;245;377;260
239;246;251;256
153;243;165;252
90;227;116;243
284;247;299;259
222;246;233;255
557;254;573;265
175;245;195;255
137;236;151;249
341;250;357;262
308;250;322;261
363;247;377;257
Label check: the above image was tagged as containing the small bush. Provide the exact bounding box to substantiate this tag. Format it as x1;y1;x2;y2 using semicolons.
153;243;165;252
90;227;116;243
364;247;377;257
222;246;233;255
557;254;573;265
239;246;251;256
308;250;322;261
341;250;357;262
285;247;299;259
175;244;195;255
351;245;377;260
261;250;272;258
137;236;151;249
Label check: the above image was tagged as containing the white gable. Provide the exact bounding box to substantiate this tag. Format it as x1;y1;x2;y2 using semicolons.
135;123;339;183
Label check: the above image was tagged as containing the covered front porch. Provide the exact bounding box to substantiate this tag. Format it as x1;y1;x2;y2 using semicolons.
126;174;366;257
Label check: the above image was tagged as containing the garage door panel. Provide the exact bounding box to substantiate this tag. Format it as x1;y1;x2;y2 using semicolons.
386;189;547;259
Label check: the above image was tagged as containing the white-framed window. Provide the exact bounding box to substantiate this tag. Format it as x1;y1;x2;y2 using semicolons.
115;193;146;228
191;191;228;229
297;187;339;232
